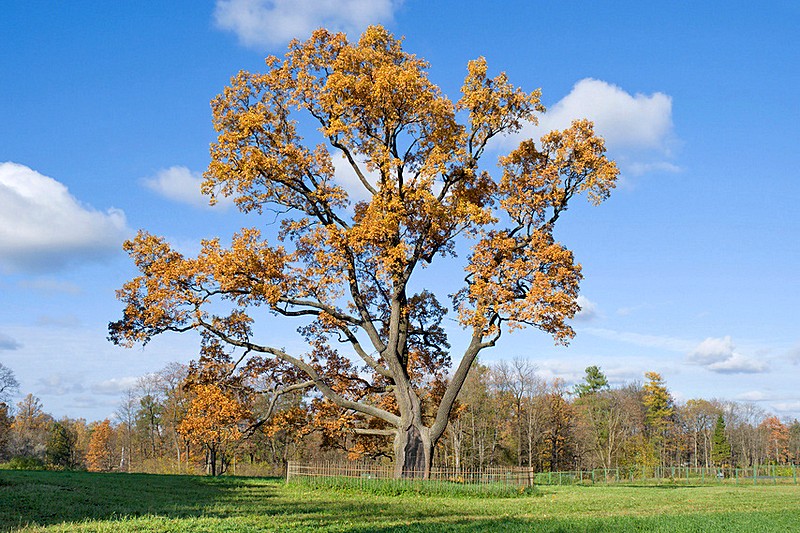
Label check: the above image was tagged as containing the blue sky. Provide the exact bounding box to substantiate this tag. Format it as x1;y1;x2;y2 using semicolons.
1;1;798;422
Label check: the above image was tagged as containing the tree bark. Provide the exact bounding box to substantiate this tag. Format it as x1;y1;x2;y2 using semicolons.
394;424;432;478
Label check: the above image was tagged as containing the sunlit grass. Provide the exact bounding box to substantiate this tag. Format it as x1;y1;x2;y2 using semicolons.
2;469;800;532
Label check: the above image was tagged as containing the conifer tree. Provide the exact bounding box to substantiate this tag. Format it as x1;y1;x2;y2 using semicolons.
710;414;731;467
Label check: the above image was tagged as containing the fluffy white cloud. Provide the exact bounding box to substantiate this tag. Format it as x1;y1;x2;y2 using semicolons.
214;0;401;48
503;79;677;177
540;79;673;150
574;295;598;321
142;166;234;210
0;162;128;273
687;336;767;374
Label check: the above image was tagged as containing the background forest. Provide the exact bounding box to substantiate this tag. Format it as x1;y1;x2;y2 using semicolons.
1;360;797;476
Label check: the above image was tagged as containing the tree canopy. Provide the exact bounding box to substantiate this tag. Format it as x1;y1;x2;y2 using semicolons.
109;25;618;477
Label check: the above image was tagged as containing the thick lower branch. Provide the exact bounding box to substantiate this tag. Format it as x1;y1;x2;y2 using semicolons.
352;428;397;436
430;329;486;442
197;318;401;427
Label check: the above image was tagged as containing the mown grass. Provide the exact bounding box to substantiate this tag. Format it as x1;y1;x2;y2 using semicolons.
2;469;800;532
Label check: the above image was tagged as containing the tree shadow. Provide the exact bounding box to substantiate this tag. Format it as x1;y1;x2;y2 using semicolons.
0;469;278;530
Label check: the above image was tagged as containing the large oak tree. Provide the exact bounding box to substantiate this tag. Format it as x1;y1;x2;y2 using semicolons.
110;26;618;478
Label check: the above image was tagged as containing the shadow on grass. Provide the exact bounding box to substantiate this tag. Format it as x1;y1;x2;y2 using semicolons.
0;469;279;530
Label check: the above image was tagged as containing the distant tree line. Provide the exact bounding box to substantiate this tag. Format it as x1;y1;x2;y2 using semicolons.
1;360;798;475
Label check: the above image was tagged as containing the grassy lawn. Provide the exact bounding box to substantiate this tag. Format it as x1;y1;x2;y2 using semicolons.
2;470;800;532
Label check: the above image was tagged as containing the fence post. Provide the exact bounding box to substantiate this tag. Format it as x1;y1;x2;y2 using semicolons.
286;460;294;483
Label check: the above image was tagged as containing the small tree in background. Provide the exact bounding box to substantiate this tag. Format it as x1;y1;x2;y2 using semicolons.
574;365;610;398
46;421;76;469
86;419;116;472
710;414;731;467
760;416;790;464
177;384;250;476
0;363;19;405
8;394;52;461
642;372;673;466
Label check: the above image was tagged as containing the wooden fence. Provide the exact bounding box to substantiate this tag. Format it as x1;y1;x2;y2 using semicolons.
286;461;536;488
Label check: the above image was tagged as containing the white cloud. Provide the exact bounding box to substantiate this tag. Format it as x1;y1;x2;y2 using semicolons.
502;79;678;178
214;0;401;48
688;336;735;365
35;314;82;328
539;79;673;151
582;327;694;352
142;166;233;210
332;153;379;202
0;333;21;350
574;295;598;321
35;374;84;396
0;162;128;273
18;277;81;295
772;401;800;414
91;376;139;395
687;336;767;374
737;390;769;402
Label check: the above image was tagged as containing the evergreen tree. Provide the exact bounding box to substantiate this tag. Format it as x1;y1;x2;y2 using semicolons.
46;422;75;468
574;366;609;397
710;414;731;466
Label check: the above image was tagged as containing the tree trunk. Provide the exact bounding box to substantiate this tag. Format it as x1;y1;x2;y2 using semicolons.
394;424;432;478
209;447;218;476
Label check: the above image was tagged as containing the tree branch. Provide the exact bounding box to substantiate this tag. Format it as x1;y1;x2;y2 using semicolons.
197;318;401;427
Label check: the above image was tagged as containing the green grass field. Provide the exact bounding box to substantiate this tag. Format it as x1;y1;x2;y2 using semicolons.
2;469;800;532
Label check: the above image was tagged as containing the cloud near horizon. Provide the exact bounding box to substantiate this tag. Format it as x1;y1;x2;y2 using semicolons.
91;376;140;396
214;0;402;48
0;162;128;273
687;336;767;374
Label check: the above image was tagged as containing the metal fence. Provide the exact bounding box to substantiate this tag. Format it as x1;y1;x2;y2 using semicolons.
286;461;536;488
536;465;800;486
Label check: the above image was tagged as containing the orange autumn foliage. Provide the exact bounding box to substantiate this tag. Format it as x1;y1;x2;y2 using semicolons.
177;384;250;450
86;419;115;472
